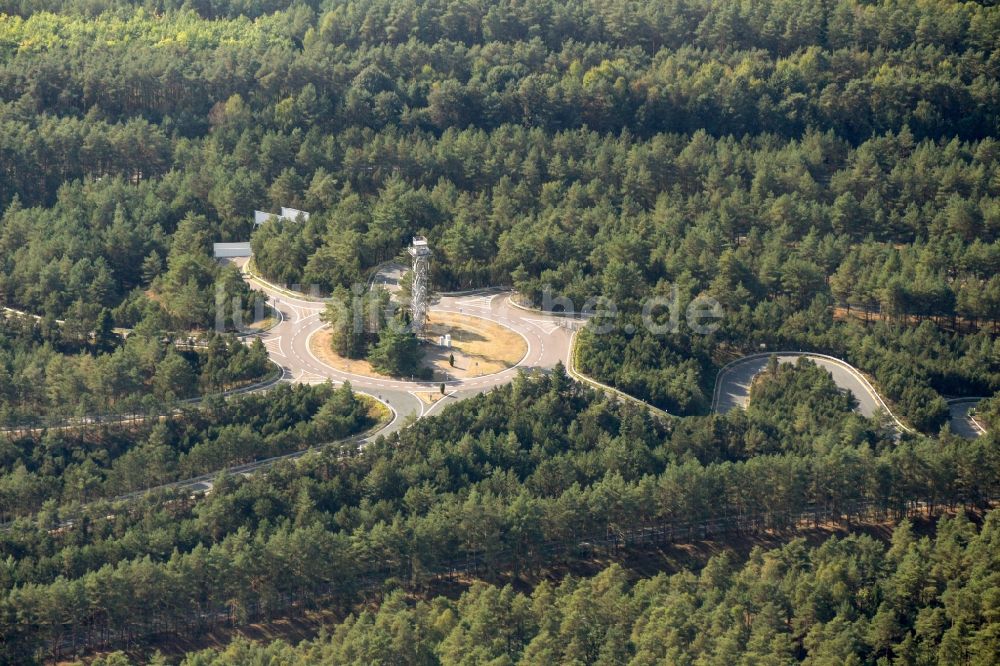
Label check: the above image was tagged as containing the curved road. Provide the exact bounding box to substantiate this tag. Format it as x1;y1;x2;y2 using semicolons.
947;398;988;439
237;260;988;440
238;261;579;437
4;277;990;529
712;352;987;438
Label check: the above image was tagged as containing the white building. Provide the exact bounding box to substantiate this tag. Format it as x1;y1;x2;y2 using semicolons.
279;207;310;222
254;210;275;226
254;207;311;226
213;242;252;258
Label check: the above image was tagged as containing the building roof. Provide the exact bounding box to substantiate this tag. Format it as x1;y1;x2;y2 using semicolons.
213;242;252;258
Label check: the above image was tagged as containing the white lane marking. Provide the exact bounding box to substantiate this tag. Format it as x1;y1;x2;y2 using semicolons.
294;369;328;383
410;391;426;418
423;390;457;417
284;303;322;322
522;318;561;334
453;295;494;309
263;337;286;357
363;394;399;439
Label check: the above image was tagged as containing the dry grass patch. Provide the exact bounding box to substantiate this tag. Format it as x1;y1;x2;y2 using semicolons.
422;311;526;377
242;305;279;333
414;391;446;405
365;395;392;422
310;312;526;381
311;328;383;377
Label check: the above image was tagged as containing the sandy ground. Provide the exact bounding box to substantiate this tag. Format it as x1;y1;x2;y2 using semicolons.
310;312;527;381
414;391;446;405
421;311;526;378
311;329;384;377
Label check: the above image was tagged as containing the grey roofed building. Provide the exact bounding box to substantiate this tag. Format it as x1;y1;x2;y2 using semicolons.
213;242;252;258
254;207;310;226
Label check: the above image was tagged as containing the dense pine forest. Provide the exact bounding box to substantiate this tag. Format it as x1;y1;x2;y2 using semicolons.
0;0;998;663
1;0;997;424
0;381;377;519
2;370;998;661
0;317;273;426
139;511;1000;665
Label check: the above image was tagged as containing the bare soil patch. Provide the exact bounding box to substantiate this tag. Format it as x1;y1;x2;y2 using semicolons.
311;328;382;377
421;311;526;378
310;312;526;381
414;391;446;405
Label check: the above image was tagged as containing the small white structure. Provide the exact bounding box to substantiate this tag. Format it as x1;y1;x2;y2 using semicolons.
254;207;311;226
410;236;430;255
280;207;310;222
213;242;252;258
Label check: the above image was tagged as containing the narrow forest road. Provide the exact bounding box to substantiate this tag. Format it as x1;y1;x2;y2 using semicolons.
242;261;989;441
4;264;584;526
947;398;989;438
711;352;987;438
3;276;990;531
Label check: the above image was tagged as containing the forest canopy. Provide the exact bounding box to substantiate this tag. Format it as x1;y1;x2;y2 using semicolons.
2;370;997;661
0;0;998;663
141;511;1000;666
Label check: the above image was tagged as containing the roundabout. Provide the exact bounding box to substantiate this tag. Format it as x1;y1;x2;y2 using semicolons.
307;309;527;382
238;260;578;436
237;258;988;441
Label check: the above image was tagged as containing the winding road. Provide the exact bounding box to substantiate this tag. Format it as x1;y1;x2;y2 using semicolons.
947;398;988;438
2;265;584;521
238;260;580;437
242;259;988;440
2;269;990;530
712;352;987;437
